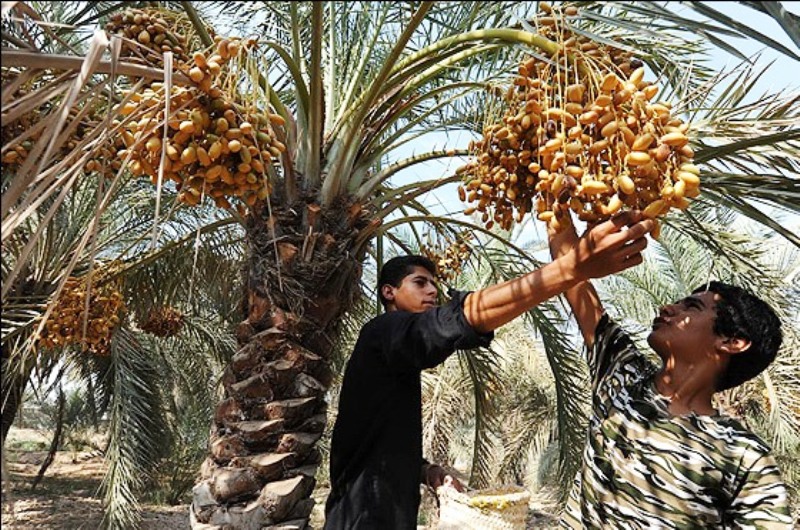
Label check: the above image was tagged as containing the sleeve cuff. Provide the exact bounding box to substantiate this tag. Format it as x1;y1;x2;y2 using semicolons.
595;312;612;342
448;289;494;349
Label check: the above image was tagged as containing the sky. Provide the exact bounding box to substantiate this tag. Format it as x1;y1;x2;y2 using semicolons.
701;2;799;91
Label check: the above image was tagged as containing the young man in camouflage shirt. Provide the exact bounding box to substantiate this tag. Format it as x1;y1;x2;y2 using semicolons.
549;213;792;529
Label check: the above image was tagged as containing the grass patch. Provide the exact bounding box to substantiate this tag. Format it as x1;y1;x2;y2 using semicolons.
5;440;49;452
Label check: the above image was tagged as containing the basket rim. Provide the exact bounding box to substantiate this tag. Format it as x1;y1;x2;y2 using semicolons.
437;484;531;506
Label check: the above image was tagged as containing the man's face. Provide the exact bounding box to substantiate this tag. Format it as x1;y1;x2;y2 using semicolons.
381;266;438;313
647;290;721;360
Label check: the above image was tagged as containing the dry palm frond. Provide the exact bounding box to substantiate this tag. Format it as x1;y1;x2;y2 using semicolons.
2;30;113;221
0;48;183;81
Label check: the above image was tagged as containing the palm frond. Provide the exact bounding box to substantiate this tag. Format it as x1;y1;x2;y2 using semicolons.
493;324;558;487
100;329;169;529
457;345;504;488
683;1;800;61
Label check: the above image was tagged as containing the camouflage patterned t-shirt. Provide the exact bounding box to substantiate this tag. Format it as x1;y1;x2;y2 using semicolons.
561;314;792;529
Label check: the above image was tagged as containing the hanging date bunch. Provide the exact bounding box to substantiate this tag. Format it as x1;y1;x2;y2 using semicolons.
420;232;474;285
2;115;40;167
104;7;196;68
458;2;700;234
105;12;287;210
37;273;126;356
0;76;41;167
1;77;105;170
140;306;185;338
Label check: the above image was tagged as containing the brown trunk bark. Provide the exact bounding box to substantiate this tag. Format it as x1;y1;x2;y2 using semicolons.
190;198;371;529
31;384;65;491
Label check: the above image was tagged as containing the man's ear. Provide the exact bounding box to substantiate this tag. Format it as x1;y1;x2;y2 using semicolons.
717;336;751;356
381;284;395;302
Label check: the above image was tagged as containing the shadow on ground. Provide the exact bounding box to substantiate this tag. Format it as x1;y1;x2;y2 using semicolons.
2;449;188;530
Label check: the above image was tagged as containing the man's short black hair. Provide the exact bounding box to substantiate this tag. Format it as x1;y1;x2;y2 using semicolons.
692;281;783;391
378;255;436;309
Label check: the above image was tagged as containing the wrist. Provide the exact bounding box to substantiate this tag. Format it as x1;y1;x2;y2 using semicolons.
549;243;570;260
556;249;585;285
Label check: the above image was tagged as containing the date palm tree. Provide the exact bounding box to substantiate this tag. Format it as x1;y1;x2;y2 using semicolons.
3;1;799;528
1;167;243;527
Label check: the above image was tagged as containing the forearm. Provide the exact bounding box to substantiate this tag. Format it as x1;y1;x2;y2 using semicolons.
465;211;652;336
463;257;581;333
561;281;603;348
550;239;603;348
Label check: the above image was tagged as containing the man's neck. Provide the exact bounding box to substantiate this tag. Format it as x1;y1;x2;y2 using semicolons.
655;362;717;416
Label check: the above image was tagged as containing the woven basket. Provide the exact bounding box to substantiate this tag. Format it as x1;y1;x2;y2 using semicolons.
437;485;530;530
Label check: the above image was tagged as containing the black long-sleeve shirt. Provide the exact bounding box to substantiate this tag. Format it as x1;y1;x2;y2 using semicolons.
324;290;493;529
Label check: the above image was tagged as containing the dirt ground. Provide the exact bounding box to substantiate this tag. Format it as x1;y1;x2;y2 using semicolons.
2;428;560;529
2;428;187;529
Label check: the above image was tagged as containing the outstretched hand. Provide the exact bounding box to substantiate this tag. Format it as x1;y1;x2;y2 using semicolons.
462;209;654;335
561;210;656;282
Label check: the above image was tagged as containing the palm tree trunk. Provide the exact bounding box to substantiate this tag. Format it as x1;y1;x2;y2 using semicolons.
31;383;65;491
191;198;370;529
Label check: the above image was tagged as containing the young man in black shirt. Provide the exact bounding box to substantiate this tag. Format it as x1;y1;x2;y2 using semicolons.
324;210;656;529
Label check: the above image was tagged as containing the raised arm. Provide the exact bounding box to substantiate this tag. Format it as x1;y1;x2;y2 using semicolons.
547;213;604;347
463;211;654;337
549;211;654;346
